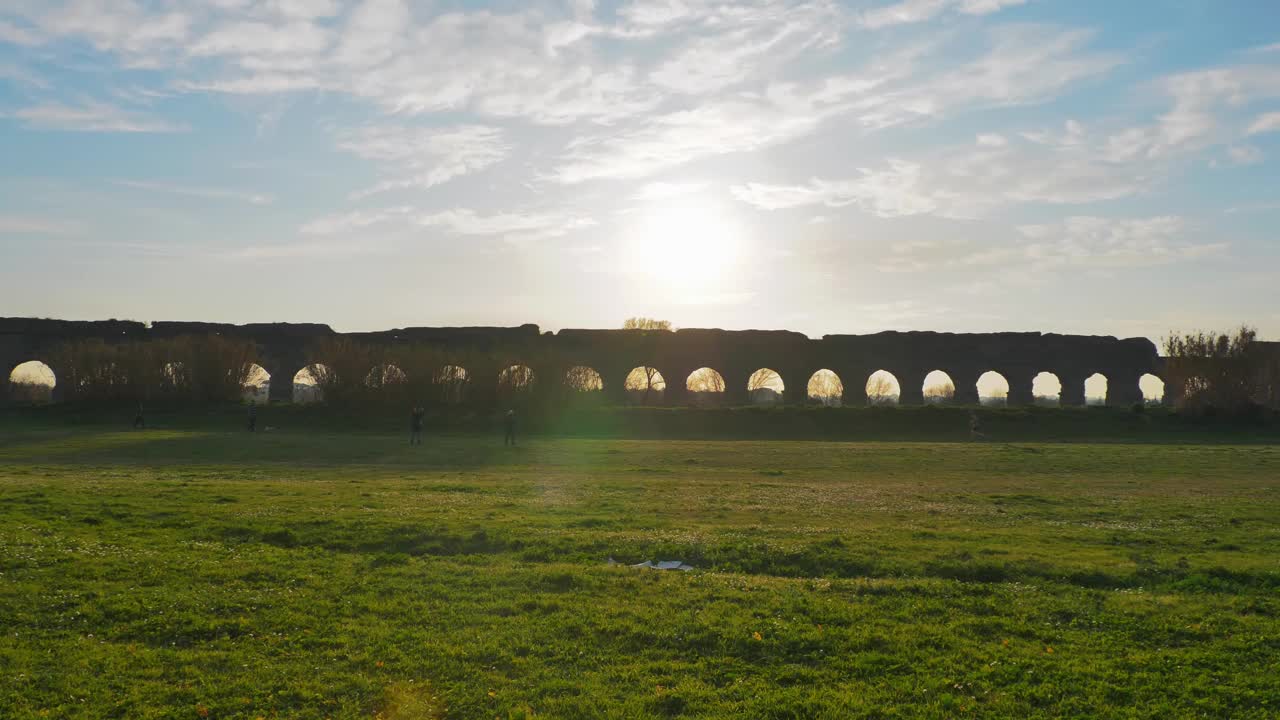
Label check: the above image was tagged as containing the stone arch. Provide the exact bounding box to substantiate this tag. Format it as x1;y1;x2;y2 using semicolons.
1085;373;1108;406
1140;373;1166;406
866;370;900;406
922;370;955;405
565;366;604;392
498;364;536;404
807;369;844;407
366;364;408;389
977;371;1009;406
747;368;785;406
8;360;57;404
243;363;271;403
687;367;726;407
624;366;666;405
436;365;469;404
1032;372;1062;407
293;364;330;404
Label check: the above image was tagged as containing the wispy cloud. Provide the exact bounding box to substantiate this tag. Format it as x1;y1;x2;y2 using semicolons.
6;100;187;133
858;0;1026;29
335;124;510;199
112;180;274;205
0;215;81;235
417;208;597;244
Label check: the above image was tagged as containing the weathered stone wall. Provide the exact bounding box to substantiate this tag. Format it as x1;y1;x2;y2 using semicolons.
0;317;1166;407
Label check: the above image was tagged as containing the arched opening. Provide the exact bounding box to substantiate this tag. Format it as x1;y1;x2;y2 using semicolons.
977;371;1009;407
436;365;469;404
1140;374;1165;406
922;370;955;405
1085;373;1108;406
748;368;785;406
498;364;536;404
807;369;844;407
565;366;604;392
1032;372;1062;407
687;367;726;407
866;370;900;406
243;363;271;404
293;364;331;404
8;361;56;404
625;366;666;405
366;364;408;389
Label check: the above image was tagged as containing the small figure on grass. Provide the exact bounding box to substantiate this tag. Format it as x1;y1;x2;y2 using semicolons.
969;410;985;441
247;403;258;433
503;409;518;447
133;403;145;430
410;406;425;446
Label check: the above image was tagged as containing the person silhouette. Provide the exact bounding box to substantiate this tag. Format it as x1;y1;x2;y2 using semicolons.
247;403;258;432
133;403;145;430
969;410;985;441
503;409;517;447
410;406;425;446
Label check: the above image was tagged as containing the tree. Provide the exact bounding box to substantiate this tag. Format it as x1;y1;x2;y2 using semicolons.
625;366;666;405
924;379;955;404
748;368;784;405
623;318;673;331
807;370;844;407
1163;326;1267;410
565;366;603;392
866;374;897;405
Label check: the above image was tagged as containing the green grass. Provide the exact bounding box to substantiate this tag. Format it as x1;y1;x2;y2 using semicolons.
1;422;1278;718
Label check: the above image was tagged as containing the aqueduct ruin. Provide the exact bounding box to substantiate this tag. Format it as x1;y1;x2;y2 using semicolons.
1;317;1175;408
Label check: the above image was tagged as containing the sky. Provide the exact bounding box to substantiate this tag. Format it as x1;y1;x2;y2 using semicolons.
1;0;1278;342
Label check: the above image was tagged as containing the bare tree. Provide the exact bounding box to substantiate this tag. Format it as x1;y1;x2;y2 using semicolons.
435;365;469;404
565;366;603;392
625;366;666;405
623;318;673;331
866;374;898;406
688;367;725;393
924;379;955;404
748;368;784;405
807;370;844;407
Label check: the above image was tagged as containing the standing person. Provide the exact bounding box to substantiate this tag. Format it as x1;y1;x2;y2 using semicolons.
133;403;145;430
503;409;517;447
410;406;425;446
247;403;258;433
969;410;985;441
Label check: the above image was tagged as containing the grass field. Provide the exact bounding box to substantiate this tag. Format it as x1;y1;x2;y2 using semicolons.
1;420;1278;718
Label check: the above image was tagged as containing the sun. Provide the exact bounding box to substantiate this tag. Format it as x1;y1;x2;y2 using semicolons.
625;200;743;294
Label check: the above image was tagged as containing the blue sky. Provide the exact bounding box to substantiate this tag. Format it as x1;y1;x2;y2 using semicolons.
1;0;1278;341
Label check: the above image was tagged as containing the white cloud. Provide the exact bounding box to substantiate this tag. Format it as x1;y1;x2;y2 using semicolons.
300;205;596;244
1223;145;1264;166
0;215;81;235
334;125;510;198
5;100;187;133
1014;216;1225;268
1247;111;1280;135
733;123;1159;219
300;207;414;235
632;182;708;201
551;88;846;183
0;19;40;46
958;0;1028;15
416;208;597;244
977;133;1008;147
733;161;942;217
112;180;274;205
858;0;1025;28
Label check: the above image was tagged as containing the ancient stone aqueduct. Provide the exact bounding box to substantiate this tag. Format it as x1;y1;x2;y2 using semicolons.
1;317;1173;408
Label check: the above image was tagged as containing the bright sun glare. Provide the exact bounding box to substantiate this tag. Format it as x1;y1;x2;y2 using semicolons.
626;201;742;295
